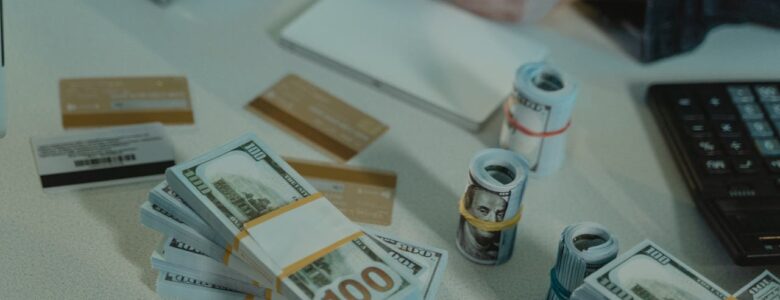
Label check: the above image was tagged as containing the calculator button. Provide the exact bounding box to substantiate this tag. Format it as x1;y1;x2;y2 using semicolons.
716;121;741;137
767;159;780;173
724;138;752;155
733;158;759;174
684;121;711;137
728;85;755;103
703;158;730;174
764;103;780;120
747;120;774;137
736;103;764;120
704;96;737;120
728;184;758;197
756;85;780;103
755;138;780;156
674;97;704;120
694;138;720;156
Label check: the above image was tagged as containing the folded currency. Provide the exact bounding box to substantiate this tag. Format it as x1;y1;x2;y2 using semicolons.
163;133;422;299
156;271;262;300
570;240;730;300
141;200;278;287
141;191;448;299
152;249;267;297
733;270;780;300
149;182;228;246
366;229;448;300
547;222;618;300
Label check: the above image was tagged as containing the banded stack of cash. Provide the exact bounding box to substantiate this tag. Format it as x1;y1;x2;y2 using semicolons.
570;240;731;300
140;133;448;299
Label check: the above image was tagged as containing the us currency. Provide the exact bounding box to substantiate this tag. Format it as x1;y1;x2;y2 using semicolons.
456;148;529;265
160;236;266;289
570;240;730;300
139;201;272;287
366;229;448;300
156;271;262;300
547;222;618;300
733;270;780;300
149;181;228;246
141;197;444;298
152;250;266;296
499;62;579;177
165;133;421;299
140;200;226;252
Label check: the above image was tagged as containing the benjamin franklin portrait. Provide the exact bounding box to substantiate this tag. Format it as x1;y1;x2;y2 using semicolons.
457;185;508;263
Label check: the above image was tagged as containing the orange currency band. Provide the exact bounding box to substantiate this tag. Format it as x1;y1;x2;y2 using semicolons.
275;231;365;293
459;197;523;232
244;193;324;229
504;99;571;138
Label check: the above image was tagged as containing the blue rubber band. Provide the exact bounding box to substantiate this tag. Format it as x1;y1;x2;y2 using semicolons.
549;268;572;299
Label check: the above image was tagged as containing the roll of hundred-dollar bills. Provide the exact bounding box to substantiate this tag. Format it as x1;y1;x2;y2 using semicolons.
456;148;529;265
547;222;618;300
499;62;579;177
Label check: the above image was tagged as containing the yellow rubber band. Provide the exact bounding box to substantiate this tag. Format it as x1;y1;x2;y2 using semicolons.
222;246;233;265
275;231;364;294
459;198;523;232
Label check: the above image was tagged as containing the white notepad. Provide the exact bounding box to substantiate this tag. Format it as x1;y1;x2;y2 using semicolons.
281;0;547;131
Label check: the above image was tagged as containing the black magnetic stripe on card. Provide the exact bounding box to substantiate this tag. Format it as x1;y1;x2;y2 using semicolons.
39;161;175;188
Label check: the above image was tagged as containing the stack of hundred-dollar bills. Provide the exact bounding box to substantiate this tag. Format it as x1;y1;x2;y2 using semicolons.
139;133;447;300
570;239;779;300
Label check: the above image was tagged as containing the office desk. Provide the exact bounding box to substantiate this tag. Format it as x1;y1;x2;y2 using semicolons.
1;0;779;298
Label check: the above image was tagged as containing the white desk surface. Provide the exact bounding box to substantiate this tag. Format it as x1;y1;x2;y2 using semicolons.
1;1;779;299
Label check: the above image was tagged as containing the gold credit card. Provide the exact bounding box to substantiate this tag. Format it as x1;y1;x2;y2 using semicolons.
60;76;194;128
286;157;396;226
247;75;388;161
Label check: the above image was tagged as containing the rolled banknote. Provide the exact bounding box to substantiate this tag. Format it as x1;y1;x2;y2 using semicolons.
165;133;421;299
570;239;730;300
456;148;529;265
733;270;780;300
546;222;618;300
499;62;579;177
156;271;262;300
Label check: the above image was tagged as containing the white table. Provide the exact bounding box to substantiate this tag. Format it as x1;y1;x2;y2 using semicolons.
1;0;779;298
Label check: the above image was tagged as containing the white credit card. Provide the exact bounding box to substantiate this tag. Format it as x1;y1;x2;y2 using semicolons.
30;123;175;190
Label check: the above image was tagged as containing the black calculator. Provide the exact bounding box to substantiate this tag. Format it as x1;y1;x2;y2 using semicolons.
649;82;780;265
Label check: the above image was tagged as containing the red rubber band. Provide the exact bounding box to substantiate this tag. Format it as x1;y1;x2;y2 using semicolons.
504;100;571;138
